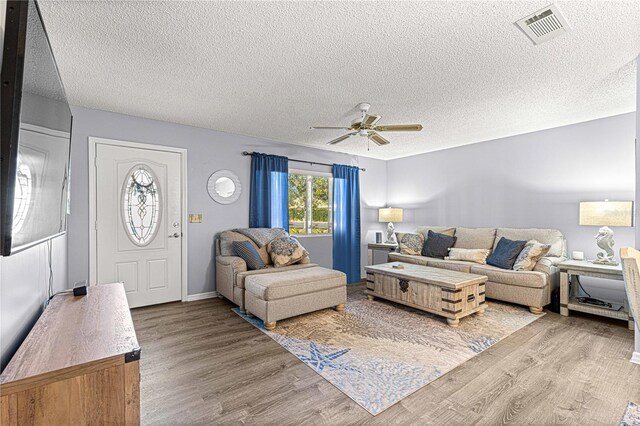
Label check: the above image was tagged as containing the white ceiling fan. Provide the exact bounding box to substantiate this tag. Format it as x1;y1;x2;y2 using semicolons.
311;103;423;146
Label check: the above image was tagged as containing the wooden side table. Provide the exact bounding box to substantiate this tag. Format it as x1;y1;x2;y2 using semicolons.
367;243;398;266
559;259;634;330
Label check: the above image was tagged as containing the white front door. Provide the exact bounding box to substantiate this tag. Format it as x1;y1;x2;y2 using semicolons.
94;143;183;308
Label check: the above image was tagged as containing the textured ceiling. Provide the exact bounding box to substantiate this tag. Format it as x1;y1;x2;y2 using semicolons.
37;1;640;160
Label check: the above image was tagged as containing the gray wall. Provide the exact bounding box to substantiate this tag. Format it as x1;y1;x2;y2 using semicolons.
68;106;388;295
0;236;68;369
387;113;636;303
635;56;640;359
0;0;69;370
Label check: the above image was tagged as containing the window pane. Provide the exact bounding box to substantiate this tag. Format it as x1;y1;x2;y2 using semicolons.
288;174;307;233
311;176;330;234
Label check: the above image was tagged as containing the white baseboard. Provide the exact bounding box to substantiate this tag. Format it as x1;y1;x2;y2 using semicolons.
186;291;219;302
631;351;640;365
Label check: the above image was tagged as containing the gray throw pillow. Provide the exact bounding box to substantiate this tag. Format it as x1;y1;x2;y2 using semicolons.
233;240;266;270
486;237;527;270
422;230;457;258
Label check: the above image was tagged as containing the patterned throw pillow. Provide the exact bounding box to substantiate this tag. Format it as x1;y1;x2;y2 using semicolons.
512;240;551;271
445;248;491;264
396;232;425;255
422;230;457;258
233;240;266;270
486;237;528;270
267;236;309;267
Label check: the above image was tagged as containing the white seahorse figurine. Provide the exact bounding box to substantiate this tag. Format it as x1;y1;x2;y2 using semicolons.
593;226;617;265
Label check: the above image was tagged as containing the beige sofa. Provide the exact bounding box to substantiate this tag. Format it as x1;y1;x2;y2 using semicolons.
388;227;567;313
215;230;347;329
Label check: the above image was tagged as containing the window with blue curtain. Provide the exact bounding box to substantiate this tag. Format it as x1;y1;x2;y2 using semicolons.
332;164;361;284
249;153;289;231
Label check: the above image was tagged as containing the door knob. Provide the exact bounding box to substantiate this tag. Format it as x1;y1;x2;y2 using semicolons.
169;232;180;238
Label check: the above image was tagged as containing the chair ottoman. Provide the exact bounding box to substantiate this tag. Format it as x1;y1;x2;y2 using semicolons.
244;266;347;330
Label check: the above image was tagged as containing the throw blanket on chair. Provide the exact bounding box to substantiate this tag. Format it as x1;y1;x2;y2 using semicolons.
234;228;286;247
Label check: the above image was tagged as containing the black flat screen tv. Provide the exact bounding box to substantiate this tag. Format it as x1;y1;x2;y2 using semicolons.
1;0;72;255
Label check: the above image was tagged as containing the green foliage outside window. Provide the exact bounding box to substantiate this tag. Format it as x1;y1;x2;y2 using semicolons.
288;173;332;234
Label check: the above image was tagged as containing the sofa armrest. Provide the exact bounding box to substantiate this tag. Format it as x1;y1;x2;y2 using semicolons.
217;255;248;271
534;257;566;291
216;256;247;303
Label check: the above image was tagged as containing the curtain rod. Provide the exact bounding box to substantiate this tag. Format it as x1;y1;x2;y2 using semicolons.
241;151;365;172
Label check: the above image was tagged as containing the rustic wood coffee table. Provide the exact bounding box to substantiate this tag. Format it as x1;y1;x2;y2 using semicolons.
364;262;488;327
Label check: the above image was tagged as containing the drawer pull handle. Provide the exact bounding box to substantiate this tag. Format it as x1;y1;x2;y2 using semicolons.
399;279;409;293
467;294;475;302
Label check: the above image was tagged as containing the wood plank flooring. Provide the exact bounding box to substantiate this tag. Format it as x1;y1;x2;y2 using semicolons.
131;285;640;425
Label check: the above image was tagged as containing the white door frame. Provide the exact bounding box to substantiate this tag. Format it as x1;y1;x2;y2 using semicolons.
88;137;188;302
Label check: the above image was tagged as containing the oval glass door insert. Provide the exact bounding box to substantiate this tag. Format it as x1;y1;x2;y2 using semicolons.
122;165;161;246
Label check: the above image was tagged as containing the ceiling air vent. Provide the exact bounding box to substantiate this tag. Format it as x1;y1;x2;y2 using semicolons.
515;3;571;45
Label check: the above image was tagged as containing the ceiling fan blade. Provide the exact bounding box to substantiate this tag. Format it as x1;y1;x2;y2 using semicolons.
373;124;423;132
361;114;381;126
327;132;356;145
369;132;391;146
311;126;352;130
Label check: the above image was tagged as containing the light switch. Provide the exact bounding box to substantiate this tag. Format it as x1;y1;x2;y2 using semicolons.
189;214;202;223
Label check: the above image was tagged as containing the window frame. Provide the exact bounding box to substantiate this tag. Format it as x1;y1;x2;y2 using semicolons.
288;168;333;237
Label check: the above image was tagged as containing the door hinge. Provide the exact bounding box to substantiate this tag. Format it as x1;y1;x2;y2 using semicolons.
94;221;98;230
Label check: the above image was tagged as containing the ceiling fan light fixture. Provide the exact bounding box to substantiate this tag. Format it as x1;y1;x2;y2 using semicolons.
311;103;423;148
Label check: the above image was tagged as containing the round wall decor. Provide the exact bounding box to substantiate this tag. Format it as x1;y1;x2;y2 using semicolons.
207;170;242;204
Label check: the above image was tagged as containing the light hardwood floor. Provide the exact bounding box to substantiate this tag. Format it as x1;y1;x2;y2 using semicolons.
131;285;640;425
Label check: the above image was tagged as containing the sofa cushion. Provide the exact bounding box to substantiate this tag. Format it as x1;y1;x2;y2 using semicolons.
445;248;490;264
425;257;474;273
494;228;564;257
219;230;271;265
513;240;551;271
396;232;424;255
245;267;346;301
236;263;318;289
233;241;266;270
416;226;455;239
470;264;547;289
453;227;497;250
422;230;457;258
486;237;527;270
388;252;429;266
267;236;309;267
387;252;473;273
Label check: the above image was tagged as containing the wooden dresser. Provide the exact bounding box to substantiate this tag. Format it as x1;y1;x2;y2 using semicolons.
0;283;140;425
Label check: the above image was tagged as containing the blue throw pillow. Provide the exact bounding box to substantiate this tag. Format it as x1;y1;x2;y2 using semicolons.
233;240;266;270
486;237;528;270
422;230;457;258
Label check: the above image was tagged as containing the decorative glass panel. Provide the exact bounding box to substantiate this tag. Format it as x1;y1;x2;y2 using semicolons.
13;162;32;233
122;165;161;246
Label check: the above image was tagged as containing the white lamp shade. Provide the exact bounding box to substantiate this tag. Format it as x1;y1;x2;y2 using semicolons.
579;201;633;227
379;207;403;223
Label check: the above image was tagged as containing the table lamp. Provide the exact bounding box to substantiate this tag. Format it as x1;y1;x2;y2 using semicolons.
579;200;633;266
378;207;403;244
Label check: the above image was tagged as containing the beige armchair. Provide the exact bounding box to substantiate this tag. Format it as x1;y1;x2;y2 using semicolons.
215;229;315;311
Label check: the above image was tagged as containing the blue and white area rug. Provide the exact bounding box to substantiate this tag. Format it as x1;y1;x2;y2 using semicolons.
621;402;640;426
234;293;543;415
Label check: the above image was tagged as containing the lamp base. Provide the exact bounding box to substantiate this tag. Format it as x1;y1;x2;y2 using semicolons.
592;226;618;267
384;222;398;245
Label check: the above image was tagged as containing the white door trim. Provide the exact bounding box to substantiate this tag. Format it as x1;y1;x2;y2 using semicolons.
88;137;188;302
